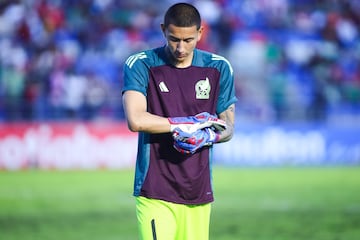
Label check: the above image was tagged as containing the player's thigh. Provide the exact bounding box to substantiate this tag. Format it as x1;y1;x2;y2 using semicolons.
136;196;177;240
179;203;211;240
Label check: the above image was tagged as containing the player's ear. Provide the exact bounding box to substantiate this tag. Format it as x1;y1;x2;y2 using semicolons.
160;23;166;36
197;26;204;42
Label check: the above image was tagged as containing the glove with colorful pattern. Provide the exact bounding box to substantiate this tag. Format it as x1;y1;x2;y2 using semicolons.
168;112;226;134
172;127;220;154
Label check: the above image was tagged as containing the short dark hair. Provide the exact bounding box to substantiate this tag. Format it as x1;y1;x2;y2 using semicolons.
164;3;201;29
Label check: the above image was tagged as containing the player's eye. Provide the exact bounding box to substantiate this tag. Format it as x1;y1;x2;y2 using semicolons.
168;36;180;42
168;36;194;43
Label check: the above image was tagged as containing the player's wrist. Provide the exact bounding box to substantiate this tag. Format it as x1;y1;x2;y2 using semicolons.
204;128;220;145
168;112;226;134
169;122;176;132
168;119;194;133
168;115;201;133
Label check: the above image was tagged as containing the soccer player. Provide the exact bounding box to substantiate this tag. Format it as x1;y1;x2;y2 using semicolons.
122;2;237;240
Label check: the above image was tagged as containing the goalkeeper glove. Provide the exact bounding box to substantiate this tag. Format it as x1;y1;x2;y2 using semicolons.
172;127;220;154
168;112;226;134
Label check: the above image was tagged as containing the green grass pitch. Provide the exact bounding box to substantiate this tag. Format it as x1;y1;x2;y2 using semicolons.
0;167;359;240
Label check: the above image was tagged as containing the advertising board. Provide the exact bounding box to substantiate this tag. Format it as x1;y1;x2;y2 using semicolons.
0;122;359;170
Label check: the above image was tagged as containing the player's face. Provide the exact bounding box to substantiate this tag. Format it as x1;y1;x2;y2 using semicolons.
162;24;203;67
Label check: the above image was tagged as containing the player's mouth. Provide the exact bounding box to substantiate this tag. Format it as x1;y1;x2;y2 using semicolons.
175;53;187;59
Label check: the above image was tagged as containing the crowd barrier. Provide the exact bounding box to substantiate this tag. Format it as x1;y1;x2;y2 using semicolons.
0;122;359;170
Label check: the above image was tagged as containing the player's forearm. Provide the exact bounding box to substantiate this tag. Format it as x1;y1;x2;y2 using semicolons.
216;104;235;143
123;91;171;133
217;123;234;143
126;111;171;134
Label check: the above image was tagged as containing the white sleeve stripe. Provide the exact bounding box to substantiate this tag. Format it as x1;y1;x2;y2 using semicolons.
211;54;233;74
126;52;147;68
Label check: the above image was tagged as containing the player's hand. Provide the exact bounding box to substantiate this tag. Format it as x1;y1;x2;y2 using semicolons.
172;127;220;154
168;112;226;134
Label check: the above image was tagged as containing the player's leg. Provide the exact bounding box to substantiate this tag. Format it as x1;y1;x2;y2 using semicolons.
176;203;211;240
136;196;178;240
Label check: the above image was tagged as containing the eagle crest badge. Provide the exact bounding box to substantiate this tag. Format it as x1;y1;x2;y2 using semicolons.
195;77;211;99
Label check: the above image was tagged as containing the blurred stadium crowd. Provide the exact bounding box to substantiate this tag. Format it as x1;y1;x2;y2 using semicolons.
0;0;359;124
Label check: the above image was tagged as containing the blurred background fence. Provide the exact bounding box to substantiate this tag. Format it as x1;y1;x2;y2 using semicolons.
0;0;359;169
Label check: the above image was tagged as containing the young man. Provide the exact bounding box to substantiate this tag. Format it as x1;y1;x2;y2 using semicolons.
122;2;237;240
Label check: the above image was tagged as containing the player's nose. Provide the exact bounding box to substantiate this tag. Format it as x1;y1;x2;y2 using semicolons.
176;41;186;52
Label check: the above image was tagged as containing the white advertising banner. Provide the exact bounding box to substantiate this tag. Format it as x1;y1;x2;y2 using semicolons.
0;122;137;170
0;122;359;170
214;125;360;166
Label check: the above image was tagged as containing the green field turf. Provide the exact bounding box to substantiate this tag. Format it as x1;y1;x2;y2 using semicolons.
0;167;359;240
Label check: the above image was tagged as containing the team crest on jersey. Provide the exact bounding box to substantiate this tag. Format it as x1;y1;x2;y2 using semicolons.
195;77;211;99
